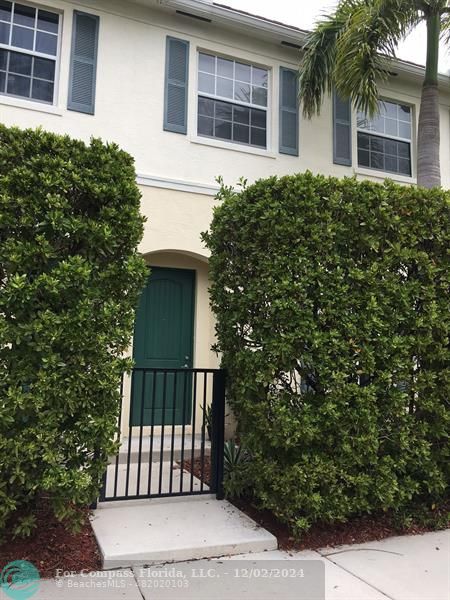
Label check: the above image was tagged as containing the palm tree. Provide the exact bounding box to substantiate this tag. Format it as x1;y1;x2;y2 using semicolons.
299;0;450;189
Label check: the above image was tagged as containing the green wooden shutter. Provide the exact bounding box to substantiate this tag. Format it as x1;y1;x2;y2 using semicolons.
333;91;352;165
279;67;299;156
164;37;189;134
68;11;99;114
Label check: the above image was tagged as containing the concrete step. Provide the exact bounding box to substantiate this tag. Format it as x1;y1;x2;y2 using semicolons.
114;435;211;464
91;498;278;569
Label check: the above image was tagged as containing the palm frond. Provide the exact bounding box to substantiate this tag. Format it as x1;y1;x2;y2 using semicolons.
299;0;422;119
335;0;422;116
299;0;362;118
440;2;450;45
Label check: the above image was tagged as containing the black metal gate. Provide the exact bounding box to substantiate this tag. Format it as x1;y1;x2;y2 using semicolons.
98;368;226;502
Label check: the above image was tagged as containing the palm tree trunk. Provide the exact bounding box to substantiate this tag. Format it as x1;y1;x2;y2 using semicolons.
417;12;441;189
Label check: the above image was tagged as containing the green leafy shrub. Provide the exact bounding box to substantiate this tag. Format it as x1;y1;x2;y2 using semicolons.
0;125;147;536
203;172;450;535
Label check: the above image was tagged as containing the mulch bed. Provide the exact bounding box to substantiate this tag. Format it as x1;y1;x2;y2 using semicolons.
183;456;449;551
0;503;101;579
182;457;211;487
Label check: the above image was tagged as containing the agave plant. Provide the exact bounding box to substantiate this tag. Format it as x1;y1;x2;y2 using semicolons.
223;440;251;498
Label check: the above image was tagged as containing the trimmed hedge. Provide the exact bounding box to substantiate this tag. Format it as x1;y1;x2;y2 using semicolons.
203;172;450;533
0;125;147;536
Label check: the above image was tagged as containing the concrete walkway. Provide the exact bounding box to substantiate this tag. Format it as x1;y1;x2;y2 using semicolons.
9;529;448;600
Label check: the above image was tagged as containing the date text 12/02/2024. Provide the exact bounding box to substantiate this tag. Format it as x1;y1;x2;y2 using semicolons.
135;560;325;600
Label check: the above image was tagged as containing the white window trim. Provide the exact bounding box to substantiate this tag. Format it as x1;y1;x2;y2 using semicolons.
356;97;414;178
0;0;63;107
0;90;62;112
354;166;416;185
190;133;277;158
194;48;272;153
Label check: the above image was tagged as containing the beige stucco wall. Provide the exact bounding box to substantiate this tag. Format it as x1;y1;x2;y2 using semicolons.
139;186;217;259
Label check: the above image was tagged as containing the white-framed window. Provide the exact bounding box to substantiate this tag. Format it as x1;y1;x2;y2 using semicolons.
197;52;269;149
357;99;412;176
0;0;60;104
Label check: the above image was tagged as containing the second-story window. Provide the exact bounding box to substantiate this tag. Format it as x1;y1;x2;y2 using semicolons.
197;52;268;149
357;100;412;176
0;0;59;104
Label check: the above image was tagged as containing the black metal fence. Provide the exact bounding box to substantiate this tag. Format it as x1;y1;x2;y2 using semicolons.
99;368;226;502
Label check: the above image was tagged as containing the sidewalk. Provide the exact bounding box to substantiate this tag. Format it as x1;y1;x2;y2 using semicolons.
2;529;448;600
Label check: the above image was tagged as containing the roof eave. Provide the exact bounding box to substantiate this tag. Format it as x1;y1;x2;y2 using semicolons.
158;0;450;86
158;0;308;47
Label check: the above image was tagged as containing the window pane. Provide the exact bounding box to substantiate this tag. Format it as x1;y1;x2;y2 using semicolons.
233;123;249;144
217;57;233;78
358;133;369;150
252;66;267;87
370;136;384;153
215;119;232;140
385;139;397;155
37;9;58;34
0;0;12;22
9;50;31;75
216;76;233;99
398;158;411;175
0;48;6;69
372;115;384;133
250;126;266;147
233;105;249;124
198;96;214;117
11;24;33;49
358;148;370;167
0;70;5;92
199;53;215;74
397;141;410;158
235;62;250;83
7;72;30;96
252;86;267;106
385;117;398;136
33;56;54;80
31;78;52;101
251;108;266;128
0;21;9;43
383;101;397;118
370;151;384;170
399;121;411;139
198;72;214;94
198;115;214;136
234;81;250;103
385;156;398;173
13;3;35;27
215;100;232;121
357;112;367;127
36;31;57;55
399;105;411;120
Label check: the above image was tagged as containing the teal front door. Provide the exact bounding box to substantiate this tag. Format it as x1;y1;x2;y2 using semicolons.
131;267;195;426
